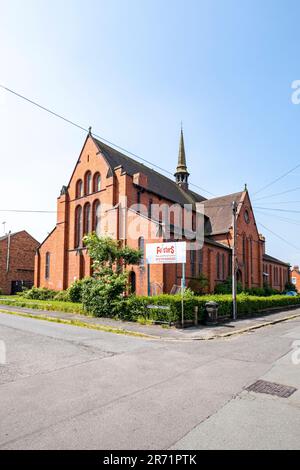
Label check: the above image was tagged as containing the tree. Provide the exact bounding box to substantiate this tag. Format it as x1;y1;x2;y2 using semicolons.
81;234;142;316
83;233;141;274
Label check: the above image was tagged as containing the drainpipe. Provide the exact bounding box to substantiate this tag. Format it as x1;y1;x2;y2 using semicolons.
6;231;11;273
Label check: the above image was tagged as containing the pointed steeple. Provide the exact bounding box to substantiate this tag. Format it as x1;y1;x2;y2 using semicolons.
174;125;189;190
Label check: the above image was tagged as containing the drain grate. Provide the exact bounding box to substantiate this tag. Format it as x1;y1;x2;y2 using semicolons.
246;380;297;398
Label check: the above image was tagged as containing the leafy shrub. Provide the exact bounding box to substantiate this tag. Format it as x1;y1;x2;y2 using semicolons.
53;290;70;302
21;287;57;300
82;273;128;317
67;279;89;303
112;292;300;323
214;277;243;294
188;274;209;295
284;281;297;293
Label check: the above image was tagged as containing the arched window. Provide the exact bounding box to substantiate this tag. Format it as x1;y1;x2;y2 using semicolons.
74;205;82;248
138;236;145;266
148;199;153;219
190;249;196;277
222;253;225;280
83;203;91;235
45;252;50;279
76;179;83;198
93;172;101;192
216;252;220;279
84;171;92;195
92;200;101;233
198;249;203;274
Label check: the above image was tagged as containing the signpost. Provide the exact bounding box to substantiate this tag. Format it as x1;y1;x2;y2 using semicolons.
145;241;187;326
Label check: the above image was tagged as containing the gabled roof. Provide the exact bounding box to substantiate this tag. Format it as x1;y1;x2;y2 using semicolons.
0;231;18;242
0;230;39;244
204;192;244;235
93;137;206;206
263;253;290;267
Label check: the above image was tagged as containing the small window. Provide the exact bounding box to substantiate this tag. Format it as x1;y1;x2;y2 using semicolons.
92;200;101;233
190;249;196;277
198;249;203;274
83;203;91;235
76;180;83;198
222;253;225;280
148;199;153;219
244;209;250;224
45;252;50;279
138;236;145;266
93;173;101;192
84;171;92;195
137;191;141;213
74;205;82;248
216;253;220;279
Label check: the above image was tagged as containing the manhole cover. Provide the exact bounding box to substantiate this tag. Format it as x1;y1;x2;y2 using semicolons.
246;380;297;398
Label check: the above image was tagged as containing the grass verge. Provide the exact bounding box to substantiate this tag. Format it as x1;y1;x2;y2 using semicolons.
0;308;155;339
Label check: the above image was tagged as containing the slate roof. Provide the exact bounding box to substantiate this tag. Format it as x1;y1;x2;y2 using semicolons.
93;137;206;206
204;192;244;235
0;231;18;242
263;253;290;267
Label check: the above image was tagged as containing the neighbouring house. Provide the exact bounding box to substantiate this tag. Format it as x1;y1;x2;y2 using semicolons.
0;230;39;295
291;266;300;292
34;129;290;295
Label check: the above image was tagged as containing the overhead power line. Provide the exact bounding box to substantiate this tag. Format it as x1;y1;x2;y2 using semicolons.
0;203;232;214
0;84;216;197
254;200;300;205
257;220;300;253
253;163;300;196
254;206;300;214
0;209;56;213
253;186;300;202
255;208;300;226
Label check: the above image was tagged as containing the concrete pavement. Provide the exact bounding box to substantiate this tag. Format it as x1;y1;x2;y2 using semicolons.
0;312;299;449
1;302;300;340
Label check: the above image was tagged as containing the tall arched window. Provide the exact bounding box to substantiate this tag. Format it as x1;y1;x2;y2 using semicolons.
138;236;145;266
76;179;83;198
83;203;91;235
216;252;220;279
45;252;50;279
93;172;101;192
74;205;82;248
92;200;101;233
222;253;225;280
84;171;92;195
190;249;196;277
148;199;153;219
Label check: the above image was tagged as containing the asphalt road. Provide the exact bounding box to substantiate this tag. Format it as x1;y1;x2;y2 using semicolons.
0;312;299;449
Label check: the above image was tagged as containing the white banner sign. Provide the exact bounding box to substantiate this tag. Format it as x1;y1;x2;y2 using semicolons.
145;241;186;265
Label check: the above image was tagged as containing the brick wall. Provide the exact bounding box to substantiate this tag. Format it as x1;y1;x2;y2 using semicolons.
35;135;287;296
0;231;39;294
291;267;300;292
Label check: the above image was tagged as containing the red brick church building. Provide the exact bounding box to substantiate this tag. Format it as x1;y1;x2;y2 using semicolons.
34;130;290;295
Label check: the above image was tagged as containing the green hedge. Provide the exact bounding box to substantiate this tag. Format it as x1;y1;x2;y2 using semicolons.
1;293;300;324
114;293;300;323
0;296;86;315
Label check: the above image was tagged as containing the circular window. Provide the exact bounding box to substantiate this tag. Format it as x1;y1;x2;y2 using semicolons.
244;209;250;224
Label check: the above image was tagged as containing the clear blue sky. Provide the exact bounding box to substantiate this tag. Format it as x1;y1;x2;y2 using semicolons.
0;0;300;264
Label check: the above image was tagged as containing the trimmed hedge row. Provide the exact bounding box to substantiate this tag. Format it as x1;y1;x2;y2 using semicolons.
114;293;300;323
1;293;300;324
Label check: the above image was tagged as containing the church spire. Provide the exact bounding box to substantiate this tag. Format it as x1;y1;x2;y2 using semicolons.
174;126;189;190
